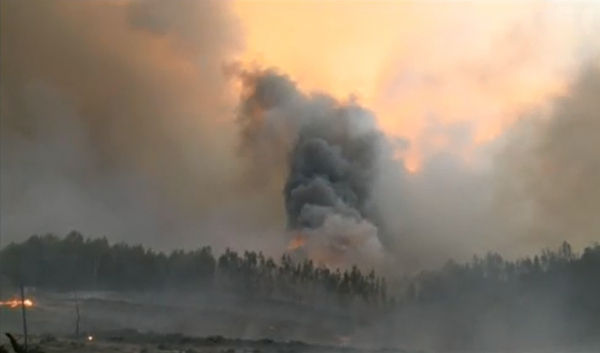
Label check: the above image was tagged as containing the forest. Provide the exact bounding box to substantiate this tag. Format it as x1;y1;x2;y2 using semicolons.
0;232;388;308
1;232;599;350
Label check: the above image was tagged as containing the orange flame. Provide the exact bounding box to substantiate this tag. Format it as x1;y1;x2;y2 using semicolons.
0;298;34;308
287;234;307;251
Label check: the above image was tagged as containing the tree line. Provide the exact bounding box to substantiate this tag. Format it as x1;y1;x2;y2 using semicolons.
384;241;600;350
1;232;599;350
0;231;388;308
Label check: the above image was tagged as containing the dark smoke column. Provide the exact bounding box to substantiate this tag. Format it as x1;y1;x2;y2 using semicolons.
235;67;387;266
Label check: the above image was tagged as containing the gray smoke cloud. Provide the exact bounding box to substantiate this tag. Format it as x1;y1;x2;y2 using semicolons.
232;66;520;270
0;1;286;252
234;68;391;267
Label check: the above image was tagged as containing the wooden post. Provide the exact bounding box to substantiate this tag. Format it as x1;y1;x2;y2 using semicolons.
19;285;28;351
74;293;80;341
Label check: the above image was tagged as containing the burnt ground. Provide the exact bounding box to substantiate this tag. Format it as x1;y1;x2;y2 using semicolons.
0;291;385;352
0;331;412;353
2;298;598;353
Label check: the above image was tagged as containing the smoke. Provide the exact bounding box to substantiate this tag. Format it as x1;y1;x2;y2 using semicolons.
2;0;599;271
363;2;600;266
234;68;390;267
496;61;600;253
0;1;286;252
372;58;600;266
230;0;600;268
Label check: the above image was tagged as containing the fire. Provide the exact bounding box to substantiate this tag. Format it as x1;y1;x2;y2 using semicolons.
286;229;377;269
287;234;307;251
0;298;34;308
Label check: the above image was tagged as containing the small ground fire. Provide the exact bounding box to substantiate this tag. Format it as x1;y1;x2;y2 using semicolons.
0;298;34;309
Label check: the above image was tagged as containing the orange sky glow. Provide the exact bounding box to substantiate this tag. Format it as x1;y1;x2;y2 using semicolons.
233;0;597;172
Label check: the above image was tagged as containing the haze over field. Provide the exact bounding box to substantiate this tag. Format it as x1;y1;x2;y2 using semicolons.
1;0;599;269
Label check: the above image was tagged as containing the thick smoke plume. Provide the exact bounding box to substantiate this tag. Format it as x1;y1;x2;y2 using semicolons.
235;68;389;267
0;1;285;252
